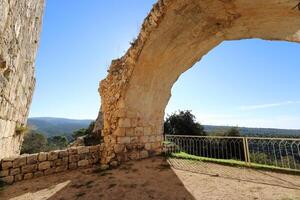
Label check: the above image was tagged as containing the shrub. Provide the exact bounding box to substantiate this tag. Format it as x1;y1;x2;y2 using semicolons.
164;110;206;136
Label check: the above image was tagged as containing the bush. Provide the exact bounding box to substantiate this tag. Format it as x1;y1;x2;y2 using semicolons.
21;130;48;154
225;127;241;136
164;110;206;136
72;121;101;146
47;136;68;150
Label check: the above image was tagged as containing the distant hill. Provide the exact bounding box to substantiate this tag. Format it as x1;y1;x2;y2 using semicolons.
204;125;300;137
27;117;300;139
28;117;93;138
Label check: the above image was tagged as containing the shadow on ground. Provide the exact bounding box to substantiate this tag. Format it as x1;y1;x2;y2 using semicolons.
2;157;300;200
0;157;195;200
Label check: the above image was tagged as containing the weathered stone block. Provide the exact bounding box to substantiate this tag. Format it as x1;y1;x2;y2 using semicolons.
144;127;152;136
114;144;125;154
125;128;135;136
62;157;69;164
34;171;44;178
10;168;20;176
58;150;68;158
129;152;139;160
89;146;99;153
38;161;51;170
53;159;62;166
77;146;89;154
69;154;80;163
118;118;131;128
114;128;126;137
14;174;23;182
78;160;89;167
48;151;58;160
27;154;38;164
24;173;33;180
22;164;37;174
131;118;138;127
13;157;26;168
0;170;9;177
80;153;91;160
140;136;149;143
130;137;139;143
38;152;47;162
117;136;131;144
1;176;14;184
1;161;12;169
135;127;144;136
145;143;152;150
68;147;78;155
69;162;78;170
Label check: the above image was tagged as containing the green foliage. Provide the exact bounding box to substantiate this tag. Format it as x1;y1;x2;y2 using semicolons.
15;125;29;135
21;130;48;154
250;152;269;164
164;110;206;136
209;127;241;137
72;121;101;146
225;127;241;136
72;128;88;140
47;136;68;150
21;130;69;154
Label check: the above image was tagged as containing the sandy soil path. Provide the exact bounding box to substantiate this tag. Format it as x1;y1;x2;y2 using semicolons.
1;157;300;200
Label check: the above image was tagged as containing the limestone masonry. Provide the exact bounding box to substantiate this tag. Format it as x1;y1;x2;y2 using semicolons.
1;0;300;166
0;0;44;158
0;145;104;184
95;0;300;166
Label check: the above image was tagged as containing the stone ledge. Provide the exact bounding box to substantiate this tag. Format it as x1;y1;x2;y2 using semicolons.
0;144;104;185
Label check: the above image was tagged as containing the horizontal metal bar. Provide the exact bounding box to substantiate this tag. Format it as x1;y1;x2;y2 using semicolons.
165;135;300;141
165;135;244;139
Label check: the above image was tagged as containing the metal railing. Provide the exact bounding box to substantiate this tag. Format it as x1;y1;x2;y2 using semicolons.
164;135;300;172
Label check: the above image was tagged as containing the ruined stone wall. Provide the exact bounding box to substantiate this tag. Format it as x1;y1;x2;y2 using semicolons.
0;145;104;184
97;0;171;165
96;0;300;166
0;0;45;159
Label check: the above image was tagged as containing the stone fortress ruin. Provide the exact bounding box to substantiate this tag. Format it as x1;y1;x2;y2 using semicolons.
1;0;300;170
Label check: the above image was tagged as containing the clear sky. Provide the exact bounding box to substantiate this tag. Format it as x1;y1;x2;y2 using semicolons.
30;1;300;129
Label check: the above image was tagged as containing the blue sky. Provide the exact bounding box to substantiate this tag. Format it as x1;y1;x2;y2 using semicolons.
30;1;300;129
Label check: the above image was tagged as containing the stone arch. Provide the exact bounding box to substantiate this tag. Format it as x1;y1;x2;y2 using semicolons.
97;0;300;164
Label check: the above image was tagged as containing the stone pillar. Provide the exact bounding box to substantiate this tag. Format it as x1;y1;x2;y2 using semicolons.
0;0;45;159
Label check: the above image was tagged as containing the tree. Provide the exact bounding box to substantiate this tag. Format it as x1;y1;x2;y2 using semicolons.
47;136;68;150
21;130;47;154
164;110;206;135
72;128;88;140
71;121;101;146
225;127;241;136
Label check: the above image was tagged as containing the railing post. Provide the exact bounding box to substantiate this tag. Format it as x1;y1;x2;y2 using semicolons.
242;137;250;166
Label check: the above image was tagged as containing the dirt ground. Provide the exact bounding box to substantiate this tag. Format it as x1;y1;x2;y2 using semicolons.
1;157;300;200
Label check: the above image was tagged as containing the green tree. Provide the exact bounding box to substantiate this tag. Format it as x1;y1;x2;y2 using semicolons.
225;127;241;136
72;128;88;140
21;130;47;154
72;121;101;146
164;110;206;135
47;136;68;150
